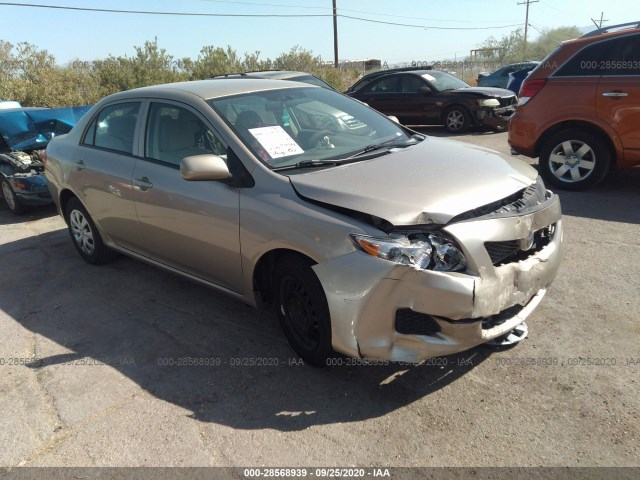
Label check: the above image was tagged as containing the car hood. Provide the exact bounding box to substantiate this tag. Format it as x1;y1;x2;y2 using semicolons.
451;87;515;98
288;136;537;226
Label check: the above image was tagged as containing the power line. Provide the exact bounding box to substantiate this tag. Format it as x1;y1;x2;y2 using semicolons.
0;2;328;17
199;0;523;24
0;2;523;30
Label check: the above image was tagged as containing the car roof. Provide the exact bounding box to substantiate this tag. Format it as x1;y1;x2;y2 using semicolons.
103;78;311;102
561;21;640;48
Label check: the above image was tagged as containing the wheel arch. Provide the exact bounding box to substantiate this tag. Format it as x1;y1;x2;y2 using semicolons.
252;248;318;305
535;121;618;170
59;188;81;222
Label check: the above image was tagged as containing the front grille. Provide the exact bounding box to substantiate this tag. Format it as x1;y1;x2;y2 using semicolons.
395;309;441;336
484;224;555;266
498;96;517;108
485;240;520;265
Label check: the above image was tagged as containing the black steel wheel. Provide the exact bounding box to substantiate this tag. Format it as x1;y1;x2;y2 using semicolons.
274;255;333;367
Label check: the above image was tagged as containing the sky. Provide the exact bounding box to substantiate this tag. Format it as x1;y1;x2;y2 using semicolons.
0;0;636;66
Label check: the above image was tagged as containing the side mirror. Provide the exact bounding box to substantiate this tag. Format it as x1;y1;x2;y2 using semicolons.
180;154;230;181
419;86;431;94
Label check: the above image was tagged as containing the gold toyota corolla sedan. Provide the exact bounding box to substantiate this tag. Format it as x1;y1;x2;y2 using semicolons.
45;79;563;366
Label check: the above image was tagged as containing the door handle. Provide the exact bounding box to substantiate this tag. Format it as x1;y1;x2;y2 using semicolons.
133;176;153;191
602;91;628;98
75;160;85;170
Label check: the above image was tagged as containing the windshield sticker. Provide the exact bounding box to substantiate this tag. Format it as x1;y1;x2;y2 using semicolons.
422;74;436;82
248;126;304;159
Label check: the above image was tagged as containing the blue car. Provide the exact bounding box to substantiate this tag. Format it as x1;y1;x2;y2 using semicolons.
506;64;539;95
477;62;539;89
0;105;91;214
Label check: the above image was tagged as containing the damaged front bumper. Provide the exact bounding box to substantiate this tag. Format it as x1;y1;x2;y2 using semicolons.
313;194;562;364
476;105;515;129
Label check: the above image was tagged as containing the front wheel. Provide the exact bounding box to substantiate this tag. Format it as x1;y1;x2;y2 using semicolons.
274;255;333;367
443;106;472;133
65;198;118;264
1;177;27;215
538;128;611;191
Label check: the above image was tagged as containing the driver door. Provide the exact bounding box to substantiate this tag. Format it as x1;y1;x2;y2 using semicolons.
131;100;244;293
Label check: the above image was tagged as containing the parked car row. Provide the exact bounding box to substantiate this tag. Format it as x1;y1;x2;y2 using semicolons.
12;20;638;368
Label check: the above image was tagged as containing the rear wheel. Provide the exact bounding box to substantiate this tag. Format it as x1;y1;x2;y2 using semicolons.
1;177;27;215
539;128;611;191
274;255;333;367
443;106;472;133
65;198;118;264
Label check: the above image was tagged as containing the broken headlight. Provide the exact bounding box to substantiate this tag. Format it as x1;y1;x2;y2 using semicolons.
350;232;467;272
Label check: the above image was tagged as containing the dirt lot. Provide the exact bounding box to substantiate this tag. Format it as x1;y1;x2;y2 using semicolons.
1;128;638;470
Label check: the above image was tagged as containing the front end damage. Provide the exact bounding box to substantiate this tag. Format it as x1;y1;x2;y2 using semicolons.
475;96;517;129
0;105;91;213
0;150;51;207
312;182;562;364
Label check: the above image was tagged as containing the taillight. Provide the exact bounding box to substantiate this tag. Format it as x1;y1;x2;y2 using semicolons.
518;79;546;106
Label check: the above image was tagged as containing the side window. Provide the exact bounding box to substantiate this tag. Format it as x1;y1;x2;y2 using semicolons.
145;103;226;167
604;34;640;76
365;76;400;93
82;102;140;155
401;75;425;93
555;37;638;77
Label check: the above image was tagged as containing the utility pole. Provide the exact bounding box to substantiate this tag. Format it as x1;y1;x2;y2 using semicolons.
333;0;339;68
517;0;538;58
591;12;608;28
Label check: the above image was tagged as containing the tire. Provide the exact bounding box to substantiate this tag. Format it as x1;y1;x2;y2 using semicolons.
443;106;472;133
274;254;333;367
1;177;27;215
64;197;118;264
538;128;611;191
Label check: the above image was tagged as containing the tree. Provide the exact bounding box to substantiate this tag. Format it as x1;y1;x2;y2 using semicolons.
476;26;582;63
526;26;582;60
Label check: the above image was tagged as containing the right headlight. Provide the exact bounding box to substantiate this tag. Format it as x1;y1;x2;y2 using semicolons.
350;232;467;272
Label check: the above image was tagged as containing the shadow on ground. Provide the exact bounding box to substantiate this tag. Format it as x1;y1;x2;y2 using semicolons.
0;202;57;225
1;223;491;432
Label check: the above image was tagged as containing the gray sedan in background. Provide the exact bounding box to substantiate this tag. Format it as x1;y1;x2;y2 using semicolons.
45;79;562;366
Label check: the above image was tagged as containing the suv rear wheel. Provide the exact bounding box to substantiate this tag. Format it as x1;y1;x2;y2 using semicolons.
539;128;611;190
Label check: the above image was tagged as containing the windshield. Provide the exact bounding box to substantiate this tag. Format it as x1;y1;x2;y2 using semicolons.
423;71;470;91
207;87;414;171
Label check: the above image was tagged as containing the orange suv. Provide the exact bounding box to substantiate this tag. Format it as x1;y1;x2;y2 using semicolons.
508;22;640;190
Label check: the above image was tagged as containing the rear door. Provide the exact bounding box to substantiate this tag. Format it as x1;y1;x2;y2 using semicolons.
131;100;244;293
71;101;144;250
595;34;640;165
355;75;402;116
